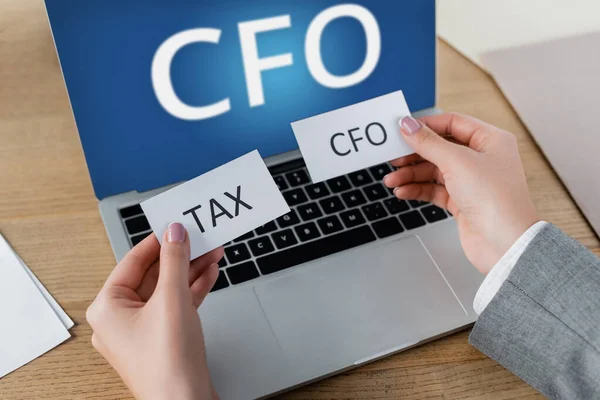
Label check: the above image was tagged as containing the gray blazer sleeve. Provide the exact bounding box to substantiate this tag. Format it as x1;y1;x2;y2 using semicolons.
469;223;600;399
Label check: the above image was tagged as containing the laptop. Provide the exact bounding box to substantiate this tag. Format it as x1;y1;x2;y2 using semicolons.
44;0;484;398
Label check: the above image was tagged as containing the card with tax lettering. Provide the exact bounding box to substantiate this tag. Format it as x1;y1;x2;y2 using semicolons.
291;90;415;183
141;150;290;260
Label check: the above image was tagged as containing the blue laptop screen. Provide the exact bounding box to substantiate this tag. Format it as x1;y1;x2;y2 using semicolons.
44;0;436;200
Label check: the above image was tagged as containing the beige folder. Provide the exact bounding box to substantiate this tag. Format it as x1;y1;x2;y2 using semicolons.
481;32;600;236
438;0;600;69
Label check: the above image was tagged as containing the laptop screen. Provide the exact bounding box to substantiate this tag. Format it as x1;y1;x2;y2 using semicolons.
44;0;436;200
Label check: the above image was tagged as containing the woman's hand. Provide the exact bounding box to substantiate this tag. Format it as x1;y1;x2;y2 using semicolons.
385;113;539;274
87;223;224;400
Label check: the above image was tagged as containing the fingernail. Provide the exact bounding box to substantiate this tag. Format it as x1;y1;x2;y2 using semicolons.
383;174;390;184
393;187;401;196
399;116;421;134
167;222;185;243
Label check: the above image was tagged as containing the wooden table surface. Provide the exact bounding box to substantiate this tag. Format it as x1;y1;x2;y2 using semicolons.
1;1;598;399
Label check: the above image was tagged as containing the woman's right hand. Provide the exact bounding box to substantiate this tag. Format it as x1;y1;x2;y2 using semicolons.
384;113;539;274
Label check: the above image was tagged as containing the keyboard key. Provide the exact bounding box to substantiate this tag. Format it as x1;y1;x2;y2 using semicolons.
210;271;229;292
326;176;351;193
283;188;308;206
421;205;448;223
294;222;321;242
120;204;143;218
272;229;299;249
369;164;392;180
342;189;367;208
130;231;151;246
297;203;323;221
257;226;376;275
348;169;373;186
226;261;260;284
319;196;345;214
317;215;344;235
234;231;255;242
361;202;388;221
286;169;310;186
399;210;427;230
305;182;330;200
248;236;275;257
340;208;366;228
277;209;300;228
383;198;410;214
409;200;428;208
225;243;251;264
218;257;227;268
125;215;150;235
372;217;404;238
256;221;278;235
363;183;389;201
273;175;288;191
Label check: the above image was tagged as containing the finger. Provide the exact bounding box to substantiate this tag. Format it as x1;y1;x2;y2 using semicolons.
91;333;107;354
135;262;159;302
399;116;466;170
389;153;424;168
393;183;454;212
190;263;219;309
188;247;224;285
156;222;191;295
389;137;466;169
104;233;160;290
383;162;444;188
136;247;224;302
91;333;101;351
417;113;498;151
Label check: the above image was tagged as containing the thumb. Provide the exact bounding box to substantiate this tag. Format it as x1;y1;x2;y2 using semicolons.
399;116;463;169
157;222;191;295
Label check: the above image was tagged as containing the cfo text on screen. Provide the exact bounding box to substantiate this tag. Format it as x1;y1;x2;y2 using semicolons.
151;4;381;121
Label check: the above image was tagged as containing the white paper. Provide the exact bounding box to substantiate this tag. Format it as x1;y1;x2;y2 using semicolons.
141;150;290;260
17;254;74;330
0;233;71;378
0;233;73;329
291;90;413;183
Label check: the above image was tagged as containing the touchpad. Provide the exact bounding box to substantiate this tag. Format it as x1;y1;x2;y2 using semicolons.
254;235;467;373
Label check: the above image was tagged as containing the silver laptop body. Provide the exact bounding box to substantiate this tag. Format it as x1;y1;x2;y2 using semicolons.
99;108;484;399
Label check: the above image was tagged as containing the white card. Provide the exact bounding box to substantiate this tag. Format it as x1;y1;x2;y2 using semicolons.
141;150;290;260
291;90;414;183
0;233;71;378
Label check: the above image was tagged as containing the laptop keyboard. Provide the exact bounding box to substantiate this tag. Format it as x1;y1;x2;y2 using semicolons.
118;159;450;293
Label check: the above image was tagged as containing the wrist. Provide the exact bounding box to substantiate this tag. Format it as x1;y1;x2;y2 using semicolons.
497;207;539;255
172;372;217;400
473;220;548;313
151;382;214;400
131;370;216;400
485;209;539;275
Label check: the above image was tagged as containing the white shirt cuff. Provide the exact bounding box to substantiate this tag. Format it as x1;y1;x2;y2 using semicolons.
473;221;548;315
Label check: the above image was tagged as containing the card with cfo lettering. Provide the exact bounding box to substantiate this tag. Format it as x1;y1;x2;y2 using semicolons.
291;90;414;183
141;150;290;260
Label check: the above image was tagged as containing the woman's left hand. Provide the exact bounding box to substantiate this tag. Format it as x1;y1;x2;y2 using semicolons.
87;223;223;400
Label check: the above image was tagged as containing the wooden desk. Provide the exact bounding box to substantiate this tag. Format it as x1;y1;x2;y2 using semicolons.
1;1;598;398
